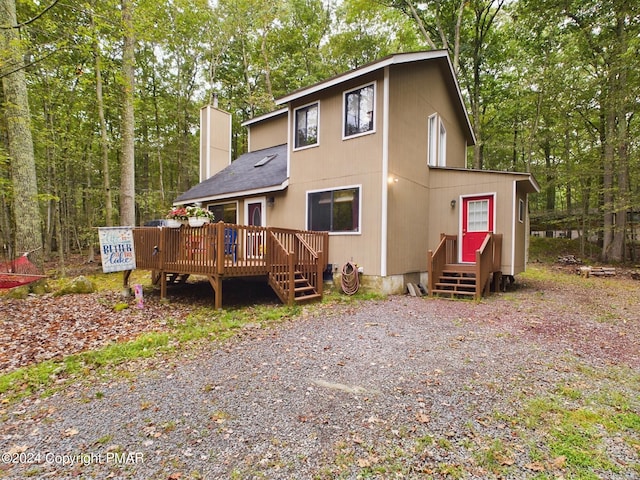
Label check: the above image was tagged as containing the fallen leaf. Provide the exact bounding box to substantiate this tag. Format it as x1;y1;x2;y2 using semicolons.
7;445;28;455
357;455;379;468
525;462;545;472
415;412;430;424
495;453;514;466
167;473;182;480
64;428;79;437
550;455;566;469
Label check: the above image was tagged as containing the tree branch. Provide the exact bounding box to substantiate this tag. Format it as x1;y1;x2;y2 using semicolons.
0;0;61;29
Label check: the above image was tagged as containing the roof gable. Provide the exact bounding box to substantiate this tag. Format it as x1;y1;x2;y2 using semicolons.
275;50;475;146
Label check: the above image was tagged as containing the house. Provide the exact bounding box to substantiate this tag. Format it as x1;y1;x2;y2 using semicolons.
175;50;539;296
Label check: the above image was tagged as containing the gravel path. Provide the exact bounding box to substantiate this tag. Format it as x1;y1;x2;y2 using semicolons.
1;285;639;479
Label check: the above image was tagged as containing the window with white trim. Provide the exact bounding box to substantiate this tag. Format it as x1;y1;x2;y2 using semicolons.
467;199;489;231
344;83;375;138
519;198;525;223
208;202;237;223
294;102;318;149
439;120;447;166
307;187;360;233
428;114;447;166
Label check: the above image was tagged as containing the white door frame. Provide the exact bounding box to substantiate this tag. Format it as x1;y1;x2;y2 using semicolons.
244;197;266;259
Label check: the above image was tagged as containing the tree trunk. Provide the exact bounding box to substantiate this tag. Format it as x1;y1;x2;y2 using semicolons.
609;14;629;262
601;106;615;261
0;0;43;266
151;71;165;202
93;15;114;227
120;0;136;226
544;141;555;238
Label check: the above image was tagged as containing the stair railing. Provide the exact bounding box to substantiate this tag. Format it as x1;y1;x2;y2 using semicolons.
295;233;323;298
428;234;457;296
475;233;494;299
267;231;294;304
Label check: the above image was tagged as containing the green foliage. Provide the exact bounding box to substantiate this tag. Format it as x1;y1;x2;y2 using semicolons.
113;302;129;312
53;275;96;296
528;236;598;263
2;0;639;262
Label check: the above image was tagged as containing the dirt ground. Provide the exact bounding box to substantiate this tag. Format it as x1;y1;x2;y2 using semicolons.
0;260;638;479
1;258;639;375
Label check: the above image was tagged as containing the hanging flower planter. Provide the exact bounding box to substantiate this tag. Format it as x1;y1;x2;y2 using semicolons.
188;217;207;227
165;218;183;228
186;206;214;227
166;205;213;228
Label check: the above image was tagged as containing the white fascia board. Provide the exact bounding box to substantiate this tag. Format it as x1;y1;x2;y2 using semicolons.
241;108;288;127
173;180;289;206
276;51;449;106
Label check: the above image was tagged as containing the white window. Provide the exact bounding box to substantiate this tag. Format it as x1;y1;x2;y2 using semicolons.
307;186;361;234
428;114;447;167
343;83;375;138
208;202;237;223
439;121;447;166
467;200;490;231
294;102;319;149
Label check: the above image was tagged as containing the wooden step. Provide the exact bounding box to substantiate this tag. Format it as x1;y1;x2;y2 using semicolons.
432;266;478;298
294;293;322;303
431;289;476;297
295;285;316;294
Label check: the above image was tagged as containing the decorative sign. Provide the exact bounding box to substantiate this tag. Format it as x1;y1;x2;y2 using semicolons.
98;227;136;273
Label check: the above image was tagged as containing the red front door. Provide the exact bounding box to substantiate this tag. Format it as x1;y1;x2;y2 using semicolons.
461;195;494;262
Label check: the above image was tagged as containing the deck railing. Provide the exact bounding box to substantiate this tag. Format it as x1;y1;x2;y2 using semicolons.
132;222;328;306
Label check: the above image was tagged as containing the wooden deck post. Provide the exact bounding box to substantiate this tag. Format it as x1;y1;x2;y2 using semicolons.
208;275;222;309
216;221;225;275
288;250;295;305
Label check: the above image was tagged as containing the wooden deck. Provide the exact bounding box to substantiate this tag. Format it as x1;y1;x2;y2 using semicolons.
128;222;329;308
427;233;502;300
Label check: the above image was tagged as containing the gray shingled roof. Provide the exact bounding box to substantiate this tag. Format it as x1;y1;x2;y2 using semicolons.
175;144;288;204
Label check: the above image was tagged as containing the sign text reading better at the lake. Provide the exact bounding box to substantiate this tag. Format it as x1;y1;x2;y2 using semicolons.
98;227;136;273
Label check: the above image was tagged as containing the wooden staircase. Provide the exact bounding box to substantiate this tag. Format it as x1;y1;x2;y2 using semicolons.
431;264;477;298
267;231;327;305
427;233;502;301
269;269;321;304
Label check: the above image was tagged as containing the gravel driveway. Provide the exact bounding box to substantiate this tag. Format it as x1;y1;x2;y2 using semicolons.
1;280;638;479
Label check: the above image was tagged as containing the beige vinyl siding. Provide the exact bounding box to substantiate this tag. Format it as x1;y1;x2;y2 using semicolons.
428;168;529;274
247;114;288;152
384;61;470;276
280;72;385;276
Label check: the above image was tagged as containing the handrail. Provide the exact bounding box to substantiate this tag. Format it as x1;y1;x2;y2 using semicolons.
267;230;294;304
475;233;494;299
294;232;323;298
294;232;318;259
428;233;457;296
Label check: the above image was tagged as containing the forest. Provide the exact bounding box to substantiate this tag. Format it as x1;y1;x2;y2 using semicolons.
0;0;638;268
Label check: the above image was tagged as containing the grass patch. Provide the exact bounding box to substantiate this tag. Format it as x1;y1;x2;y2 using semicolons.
516;369;640;478
528;236;600;263
0;303;300;405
